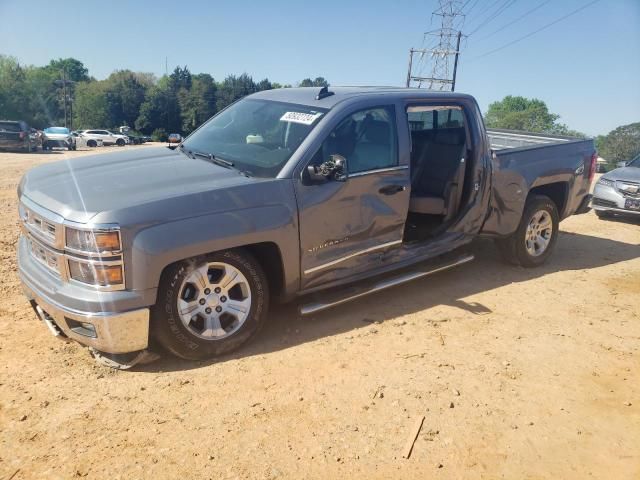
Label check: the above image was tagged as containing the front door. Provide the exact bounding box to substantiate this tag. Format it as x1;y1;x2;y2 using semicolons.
295;105;410;290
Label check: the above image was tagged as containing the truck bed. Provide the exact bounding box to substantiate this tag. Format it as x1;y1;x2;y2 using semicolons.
482;129;596;236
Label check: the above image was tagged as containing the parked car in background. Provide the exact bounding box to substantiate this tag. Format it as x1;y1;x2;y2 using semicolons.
125;133;147;145
0;120;39;152
42;127;76;151
168;133;182;143
71;131;103;148
78;129;129;146
592;153;640;218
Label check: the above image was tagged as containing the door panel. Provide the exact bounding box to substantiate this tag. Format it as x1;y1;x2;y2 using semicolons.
296;166;410;289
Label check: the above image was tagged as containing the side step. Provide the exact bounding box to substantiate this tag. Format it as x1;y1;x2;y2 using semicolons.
299;253;475;316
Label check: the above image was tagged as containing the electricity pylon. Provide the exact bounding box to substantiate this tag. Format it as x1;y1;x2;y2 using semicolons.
406;0;465;91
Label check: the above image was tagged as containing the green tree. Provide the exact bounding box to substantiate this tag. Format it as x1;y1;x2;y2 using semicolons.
73;81;110;128
178;73;217;133
135;79;180;134
216;74;257;112
44;58;90;82
595;122;640;164
299;77;329;88
103;70;149;127
0;55;27;121
484;95;581;136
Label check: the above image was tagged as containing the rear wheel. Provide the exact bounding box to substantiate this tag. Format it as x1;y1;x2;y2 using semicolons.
496;195;559;268
152;249;269;360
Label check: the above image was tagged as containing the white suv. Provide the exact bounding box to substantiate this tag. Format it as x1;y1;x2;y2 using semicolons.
78;129;130;146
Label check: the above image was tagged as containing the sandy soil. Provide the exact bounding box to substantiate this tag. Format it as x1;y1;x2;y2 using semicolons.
0;146;638;480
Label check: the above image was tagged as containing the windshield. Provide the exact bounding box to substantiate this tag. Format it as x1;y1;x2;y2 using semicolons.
182;98;328;178
44;127;69;134
0;122;21;132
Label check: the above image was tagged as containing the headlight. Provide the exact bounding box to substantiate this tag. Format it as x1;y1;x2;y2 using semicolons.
597;177;614;187
65;227;121;254
68;260;123;286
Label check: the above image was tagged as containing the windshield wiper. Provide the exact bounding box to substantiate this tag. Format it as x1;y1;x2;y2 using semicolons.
179;144;250;174
184;147;235;169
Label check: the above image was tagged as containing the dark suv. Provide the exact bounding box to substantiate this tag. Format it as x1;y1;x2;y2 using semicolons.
0;120;39;152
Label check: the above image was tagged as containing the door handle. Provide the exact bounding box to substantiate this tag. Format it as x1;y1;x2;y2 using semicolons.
379;185;406;195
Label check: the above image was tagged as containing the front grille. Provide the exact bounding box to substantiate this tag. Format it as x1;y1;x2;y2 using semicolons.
592;198;617;208
26;235;64;278
19;201;63;248
25;209;56;241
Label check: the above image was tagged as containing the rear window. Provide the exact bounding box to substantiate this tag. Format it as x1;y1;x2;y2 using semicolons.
407;106;465;132
0;122;22;132
44;127;70;134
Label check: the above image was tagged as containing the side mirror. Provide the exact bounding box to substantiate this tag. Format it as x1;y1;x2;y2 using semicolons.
306;154;348;184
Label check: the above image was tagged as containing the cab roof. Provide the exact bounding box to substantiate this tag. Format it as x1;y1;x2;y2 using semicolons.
249;86;475;109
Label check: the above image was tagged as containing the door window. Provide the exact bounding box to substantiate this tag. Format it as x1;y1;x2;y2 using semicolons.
311;106;398;174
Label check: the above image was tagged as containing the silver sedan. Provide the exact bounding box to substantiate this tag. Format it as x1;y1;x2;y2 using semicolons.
591;154;640;218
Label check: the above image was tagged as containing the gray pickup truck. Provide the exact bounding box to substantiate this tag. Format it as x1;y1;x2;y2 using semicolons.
17;87;595;367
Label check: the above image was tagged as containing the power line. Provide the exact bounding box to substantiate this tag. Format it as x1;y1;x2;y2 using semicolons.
464;0;504;32
468;0;601;61
476;0;552;41
463;0;481;16
468;0;519;36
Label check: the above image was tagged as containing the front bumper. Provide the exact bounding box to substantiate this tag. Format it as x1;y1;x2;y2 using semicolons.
18;236;151;354
591;183;640;215
44;138;72;148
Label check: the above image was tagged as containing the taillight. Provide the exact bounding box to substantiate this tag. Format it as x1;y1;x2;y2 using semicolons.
19;131;26;139
589;152;597;183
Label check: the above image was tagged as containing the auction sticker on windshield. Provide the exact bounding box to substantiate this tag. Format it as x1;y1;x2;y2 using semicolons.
280;111;323;125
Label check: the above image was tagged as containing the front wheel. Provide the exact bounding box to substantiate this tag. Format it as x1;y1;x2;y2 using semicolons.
496;195;559;268
152;249;269;360
116;138;125;146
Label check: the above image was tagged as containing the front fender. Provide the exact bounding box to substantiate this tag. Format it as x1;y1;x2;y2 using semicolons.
129;204;299;297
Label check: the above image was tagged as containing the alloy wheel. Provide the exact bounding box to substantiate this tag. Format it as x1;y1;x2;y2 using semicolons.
177;261;252;340
525;209;553;257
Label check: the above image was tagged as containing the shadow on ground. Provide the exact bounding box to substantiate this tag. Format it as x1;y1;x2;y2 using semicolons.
138;231;639;373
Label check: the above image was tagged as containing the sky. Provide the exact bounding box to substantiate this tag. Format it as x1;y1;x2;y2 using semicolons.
1;0;638;136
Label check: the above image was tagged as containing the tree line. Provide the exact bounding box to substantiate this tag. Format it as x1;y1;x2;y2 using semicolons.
0;55;328;141
2;56;636;162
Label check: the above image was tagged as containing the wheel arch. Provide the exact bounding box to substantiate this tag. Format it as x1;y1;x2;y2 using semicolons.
127;207;299;303
528;182;568;218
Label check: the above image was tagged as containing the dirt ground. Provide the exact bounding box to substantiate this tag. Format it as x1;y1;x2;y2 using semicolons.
0;146;638;480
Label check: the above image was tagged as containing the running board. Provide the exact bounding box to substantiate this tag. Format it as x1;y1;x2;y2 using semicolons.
299;253;475;316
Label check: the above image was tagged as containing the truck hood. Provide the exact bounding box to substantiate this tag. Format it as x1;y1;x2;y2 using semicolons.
603;166;640;183
20;146;260;224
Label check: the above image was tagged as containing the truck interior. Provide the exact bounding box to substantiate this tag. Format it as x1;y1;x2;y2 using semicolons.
403;105;471;243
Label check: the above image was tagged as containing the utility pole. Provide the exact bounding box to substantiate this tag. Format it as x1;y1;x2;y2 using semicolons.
54;68;75;129
406;0;465;91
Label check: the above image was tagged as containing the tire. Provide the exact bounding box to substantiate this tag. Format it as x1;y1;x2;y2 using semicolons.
152;249;269;360
87;139;97;148
495;194;559;268
116;138;125;146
